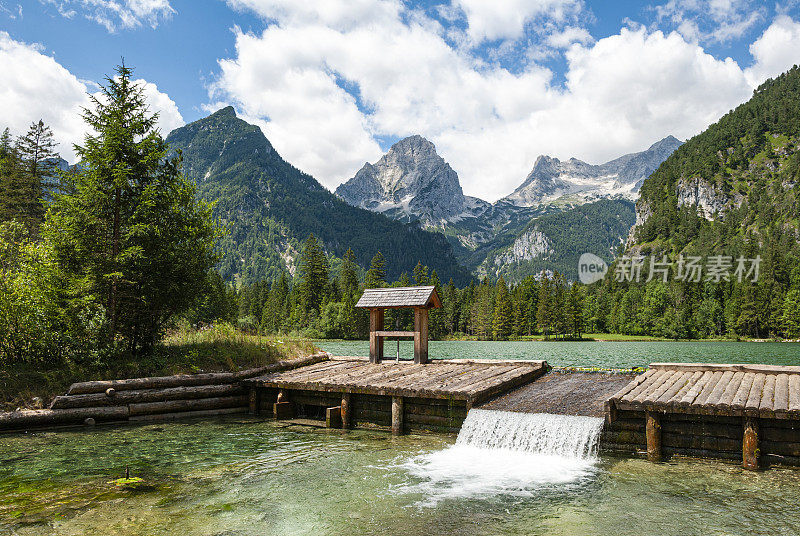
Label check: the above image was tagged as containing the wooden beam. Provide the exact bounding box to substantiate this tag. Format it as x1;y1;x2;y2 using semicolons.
274;401;294;420
374;330;416;338
369;308;385;363
392;396;404;435
341;392;351;429
743;416;759;470
326;406;343;429
248;388;260;415
646;411;662;462
413;307;429;365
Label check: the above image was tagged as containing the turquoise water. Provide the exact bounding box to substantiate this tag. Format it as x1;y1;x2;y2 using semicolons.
317;340;800;368
2;416;800;535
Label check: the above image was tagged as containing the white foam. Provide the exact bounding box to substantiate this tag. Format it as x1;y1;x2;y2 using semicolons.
396;410;605;505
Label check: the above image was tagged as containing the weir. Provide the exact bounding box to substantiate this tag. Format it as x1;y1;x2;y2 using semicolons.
457;409;604;459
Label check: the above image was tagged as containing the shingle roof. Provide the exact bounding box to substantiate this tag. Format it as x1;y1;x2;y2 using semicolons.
609;363;800;418
356;286;442;309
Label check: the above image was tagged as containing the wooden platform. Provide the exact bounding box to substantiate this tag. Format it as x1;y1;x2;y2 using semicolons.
244;357;547;408
609;363;800;418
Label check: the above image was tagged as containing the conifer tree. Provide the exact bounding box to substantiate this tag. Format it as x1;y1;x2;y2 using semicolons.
364;251;386;288
413;261;429;285
44;64;219;354
493;277;514;340
298;233;329;314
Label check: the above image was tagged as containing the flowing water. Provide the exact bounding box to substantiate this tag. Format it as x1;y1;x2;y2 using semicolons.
318;339;800;368
3;415;800;535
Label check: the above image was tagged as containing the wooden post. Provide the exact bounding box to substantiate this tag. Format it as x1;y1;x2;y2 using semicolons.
743;416;760;471
326;406;343;428
341;392;351;429
646;411;662;462
274;389;293;420
369;308;385;363
413;307;429;364
248;388;260;415
391;396;404;435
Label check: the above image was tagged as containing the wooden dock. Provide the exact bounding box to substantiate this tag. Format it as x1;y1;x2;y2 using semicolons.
605;363;800;469
243;357;548;434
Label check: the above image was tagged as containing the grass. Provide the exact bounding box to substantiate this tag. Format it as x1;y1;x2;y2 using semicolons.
0;322;318;412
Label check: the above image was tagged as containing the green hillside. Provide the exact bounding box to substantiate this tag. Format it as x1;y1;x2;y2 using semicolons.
166;107;469;285
595;66;800;339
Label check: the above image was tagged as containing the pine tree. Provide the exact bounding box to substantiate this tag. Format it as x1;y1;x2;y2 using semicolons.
298;233;329;314
16;120;58;230
429;269;445;339
537;274;553;339
413;261;429;285
493;277;514;340
338;248;360;301
44;64;219;354
364;251;386;288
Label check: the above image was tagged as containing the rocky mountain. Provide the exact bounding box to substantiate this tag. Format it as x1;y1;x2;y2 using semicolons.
502;135;684;208
166;107;469;285
627;66;800;257
335;135;489;226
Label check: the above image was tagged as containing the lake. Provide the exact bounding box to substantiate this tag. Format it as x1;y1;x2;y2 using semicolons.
317;339;800;368
2;416;800;535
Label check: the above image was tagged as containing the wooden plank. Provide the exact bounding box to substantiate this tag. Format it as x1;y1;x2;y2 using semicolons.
676;371;714;408
464;366;546;405
440;365;518;394
621;370;663;402
703;371;736;408
391;396;403;435
662;371;703;410
609;369;657;402
759;374;777;415
774;374;790;415
632;370;675;404
374;330;415;338
715;371;745;410
693;371;725;406
730;373;756;411
789;375;800;413
643;370;683;404
745;374;767;413
653;371;691;405
646;411;662;462
649;363;800;375
413;307;429;364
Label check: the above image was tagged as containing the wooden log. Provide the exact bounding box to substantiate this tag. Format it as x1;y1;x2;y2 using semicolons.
128;396;247;417
326;406;343;428
392;396;404;435
404;412;465;427
693;371;725;406
760;425;800;442
341;393;351;429
274;401;294;420
745;374;767;414
676;371;714;408
759;374;777;416
129;407;246;422
51;384;246;409
774;374;790;415
413;307;428;365
67;354;328;395
715;371;745;409
606;418;646;432
650;363;800;374
0;406;129;429
369;309;385;363
602;429;646;445
789;374;800;413
249;388;260;415
661;432;741;453
661;420;742;439
730;372;756;411
609;369;657;402
663;447;742;462
743;416;759;470
646;411;662;462
760;440;800;457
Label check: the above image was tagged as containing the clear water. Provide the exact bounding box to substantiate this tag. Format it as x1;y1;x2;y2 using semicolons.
318;339;800;368
2;416;800;535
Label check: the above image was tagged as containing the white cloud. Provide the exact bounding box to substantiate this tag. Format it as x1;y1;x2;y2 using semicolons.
44;0;175;32
0;32;184;162
546;26;593;48
745;15;800;86
454;0;583;43
211;3;800;201
653;0;766;43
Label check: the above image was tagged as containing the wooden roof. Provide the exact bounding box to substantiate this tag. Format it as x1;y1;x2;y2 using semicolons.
356;286;442;309
244;357;546;405
609;363;800;419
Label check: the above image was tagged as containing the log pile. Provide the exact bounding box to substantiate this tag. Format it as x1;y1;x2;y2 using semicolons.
0;353;328;431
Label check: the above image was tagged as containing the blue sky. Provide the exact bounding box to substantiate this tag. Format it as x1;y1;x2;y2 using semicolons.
2;1;799;200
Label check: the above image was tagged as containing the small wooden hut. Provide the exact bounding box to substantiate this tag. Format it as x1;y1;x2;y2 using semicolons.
356;286;442;364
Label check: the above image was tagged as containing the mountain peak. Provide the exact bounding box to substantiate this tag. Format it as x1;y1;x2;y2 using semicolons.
336;134;488;225
210;105;237;119
649;135;682;151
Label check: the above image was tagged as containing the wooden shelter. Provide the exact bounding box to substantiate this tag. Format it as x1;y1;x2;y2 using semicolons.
356;286;442;364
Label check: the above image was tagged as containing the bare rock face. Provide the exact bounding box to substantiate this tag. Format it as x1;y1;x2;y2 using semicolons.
493;228;552;266
675;176;732;220
502;136;683;208
335;135;489;226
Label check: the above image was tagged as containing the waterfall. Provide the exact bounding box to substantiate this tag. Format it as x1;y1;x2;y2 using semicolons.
456;409;605;459
397;409;606;504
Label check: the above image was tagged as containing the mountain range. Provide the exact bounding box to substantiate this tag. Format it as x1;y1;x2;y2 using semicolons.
155;107;683;285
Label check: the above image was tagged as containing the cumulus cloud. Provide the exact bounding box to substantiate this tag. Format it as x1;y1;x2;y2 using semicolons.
44;0;175;32
453;0;584;43
0;32;184;161
211;2;800;201
745;15;800;85
653;0;766;43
